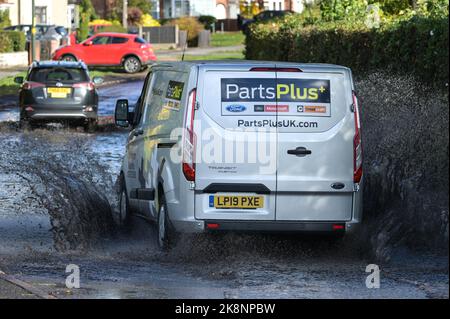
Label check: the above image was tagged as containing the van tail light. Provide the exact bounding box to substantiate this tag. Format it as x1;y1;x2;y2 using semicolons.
182;89;197;182
22;82;45;90
73;82;95;91
353;91;363;184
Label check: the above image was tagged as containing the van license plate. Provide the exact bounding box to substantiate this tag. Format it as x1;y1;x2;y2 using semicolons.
210;195;264;209
47;87;71;98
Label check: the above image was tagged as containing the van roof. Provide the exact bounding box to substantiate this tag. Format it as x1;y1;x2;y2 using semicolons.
150;60;351;73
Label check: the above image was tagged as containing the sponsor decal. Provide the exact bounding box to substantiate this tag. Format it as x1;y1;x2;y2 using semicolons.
298;105;327;114
221;78;331;103
264;105;289;112
226;104;247;113
253;105;289;112
166;81;184;101
254;105;265;112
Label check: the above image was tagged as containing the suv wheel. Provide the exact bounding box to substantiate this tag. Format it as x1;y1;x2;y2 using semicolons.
123;56;141;74
157;194;177;251
84;120;97;133
19;118;33;131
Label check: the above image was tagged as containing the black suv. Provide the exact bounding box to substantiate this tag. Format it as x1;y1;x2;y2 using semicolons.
15;61;103;132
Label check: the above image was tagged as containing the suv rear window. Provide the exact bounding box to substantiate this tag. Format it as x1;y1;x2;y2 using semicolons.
134;37;146;44
28;67;89;83
112;37;129;44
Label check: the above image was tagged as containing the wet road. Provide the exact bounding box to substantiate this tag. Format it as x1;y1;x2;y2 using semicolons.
0;81;448;299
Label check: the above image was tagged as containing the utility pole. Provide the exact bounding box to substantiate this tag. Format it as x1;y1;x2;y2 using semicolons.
122;0;128;29
31;0;36;62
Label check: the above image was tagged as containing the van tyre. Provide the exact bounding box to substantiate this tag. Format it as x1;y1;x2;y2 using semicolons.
123;56;141;74
19;118;33;131
117;176;133;232
157;194;177;251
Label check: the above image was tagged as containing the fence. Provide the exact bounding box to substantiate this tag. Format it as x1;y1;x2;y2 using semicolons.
143;25;179;45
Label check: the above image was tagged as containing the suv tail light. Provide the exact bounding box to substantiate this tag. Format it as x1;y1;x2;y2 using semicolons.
73;82;95;91
22;82;45;90
353;91;363;183
182;89;197;181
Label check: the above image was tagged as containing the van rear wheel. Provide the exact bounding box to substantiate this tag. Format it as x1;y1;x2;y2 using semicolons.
157;194;177;251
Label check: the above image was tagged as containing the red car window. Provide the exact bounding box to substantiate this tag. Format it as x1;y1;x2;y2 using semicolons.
92;36;111;45
112;37;129;44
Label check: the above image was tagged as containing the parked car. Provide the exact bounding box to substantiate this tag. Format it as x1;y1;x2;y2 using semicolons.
241;10;294;33
3;24;67;42
15;61;103;132
52;32;157;73
114;61;364;250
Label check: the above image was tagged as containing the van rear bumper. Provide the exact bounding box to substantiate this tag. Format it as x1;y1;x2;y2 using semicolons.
202;220;360;233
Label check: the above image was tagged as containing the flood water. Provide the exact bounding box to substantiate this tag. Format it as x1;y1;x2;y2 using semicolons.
0;78;447;299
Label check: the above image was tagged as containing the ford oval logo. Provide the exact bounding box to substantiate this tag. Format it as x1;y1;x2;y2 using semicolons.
226;105;247;113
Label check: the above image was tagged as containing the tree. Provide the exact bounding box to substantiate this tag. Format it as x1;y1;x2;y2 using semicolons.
0;9;11;28
110;0;152;20
128;0;152;14
127;7;143;26
80;0;98;20
77;0;97;42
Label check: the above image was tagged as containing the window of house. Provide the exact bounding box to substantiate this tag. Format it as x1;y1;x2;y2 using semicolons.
35;6;47;24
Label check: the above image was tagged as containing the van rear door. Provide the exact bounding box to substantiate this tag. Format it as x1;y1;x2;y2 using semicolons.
275;67;354;221
194;65;277;221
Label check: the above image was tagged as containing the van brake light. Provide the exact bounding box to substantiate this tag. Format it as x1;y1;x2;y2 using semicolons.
250;67;303;72
183;89;197;182
353;91;363;183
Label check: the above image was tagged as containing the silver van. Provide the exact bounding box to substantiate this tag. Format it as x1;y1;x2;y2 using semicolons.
115;61;364;249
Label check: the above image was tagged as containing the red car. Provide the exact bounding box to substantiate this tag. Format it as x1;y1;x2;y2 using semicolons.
52;32;157;73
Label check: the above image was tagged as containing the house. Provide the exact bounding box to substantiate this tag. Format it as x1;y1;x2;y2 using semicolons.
2;0;71;27
154;0;240;19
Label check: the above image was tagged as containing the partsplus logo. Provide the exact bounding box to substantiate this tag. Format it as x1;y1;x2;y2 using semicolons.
226;104;247;113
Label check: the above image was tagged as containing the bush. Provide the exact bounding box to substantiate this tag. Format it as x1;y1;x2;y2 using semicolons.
7;31;26;51
140;14;160;27
166;17;204;46
198;15;217;30
0;31;26;53
245;14;449;87
97;25;127;33
0;32;12;53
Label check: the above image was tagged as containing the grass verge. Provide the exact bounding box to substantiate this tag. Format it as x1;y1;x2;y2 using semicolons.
184;51;244;61
210;32;245;47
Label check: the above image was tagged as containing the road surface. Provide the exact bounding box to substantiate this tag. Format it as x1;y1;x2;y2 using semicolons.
0;80;447;299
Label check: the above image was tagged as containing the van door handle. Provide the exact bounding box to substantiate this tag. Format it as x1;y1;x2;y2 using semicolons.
133;128;144;136
287;147;312;157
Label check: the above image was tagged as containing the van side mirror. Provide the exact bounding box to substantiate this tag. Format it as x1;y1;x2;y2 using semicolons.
14;76;24;84
84;40;93;46
115;99;130;127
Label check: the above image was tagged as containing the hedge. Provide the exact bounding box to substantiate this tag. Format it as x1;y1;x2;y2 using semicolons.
245;15;449;87
0;31;26;53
